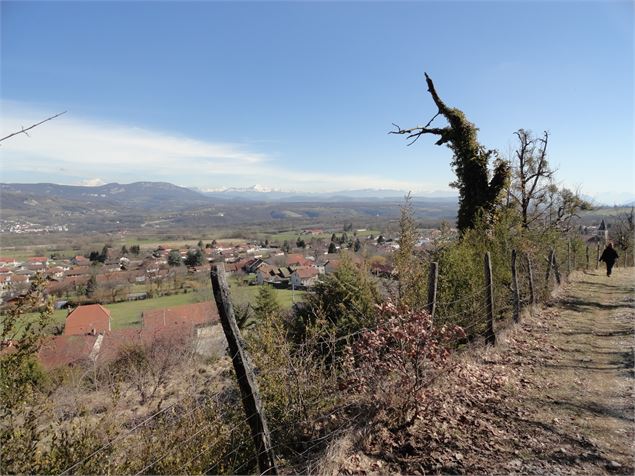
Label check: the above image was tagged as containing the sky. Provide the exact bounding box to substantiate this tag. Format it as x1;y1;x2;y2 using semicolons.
1;1;633;201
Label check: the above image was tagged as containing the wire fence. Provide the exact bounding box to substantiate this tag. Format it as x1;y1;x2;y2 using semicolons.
57;241;591;475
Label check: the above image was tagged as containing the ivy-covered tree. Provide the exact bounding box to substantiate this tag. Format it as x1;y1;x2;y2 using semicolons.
392;73;510;232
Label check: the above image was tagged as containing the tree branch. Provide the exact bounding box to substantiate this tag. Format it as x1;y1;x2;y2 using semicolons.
0;111;67;144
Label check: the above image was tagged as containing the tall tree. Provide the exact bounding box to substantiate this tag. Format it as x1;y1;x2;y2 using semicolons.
394;194;427;308
508;129;555;228
392;73;509;232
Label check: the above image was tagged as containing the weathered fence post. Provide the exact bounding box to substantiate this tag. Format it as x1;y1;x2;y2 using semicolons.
586;245;590;271
545;249;554;294
526;255;536;307
484;252;496;345
511;250;520;323
567;240;571;276
210;264;278;475
552;249;562;286
427;261;438;321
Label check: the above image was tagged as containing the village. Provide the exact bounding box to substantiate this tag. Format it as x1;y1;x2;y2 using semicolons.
0;217;614;375
0;226;412;370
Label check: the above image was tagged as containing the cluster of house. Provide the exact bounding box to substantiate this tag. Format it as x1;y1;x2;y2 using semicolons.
32;301;220;369
0;241;269;303
223;253;344;289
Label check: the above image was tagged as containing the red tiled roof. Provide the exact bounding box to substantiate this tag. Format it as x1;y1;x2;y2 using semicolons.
38;335;98;369
63;304;111;336
293;267;319;279
286;254;312;267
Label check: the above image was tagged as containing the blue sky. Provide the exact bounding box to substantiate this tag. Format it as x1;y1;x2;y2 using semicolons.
1;1;633;201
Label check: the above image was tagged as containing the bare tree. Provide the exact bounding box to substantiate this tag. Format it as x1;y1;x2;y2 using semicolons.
545;185;591;232
508;129;556;228
611;207;634;253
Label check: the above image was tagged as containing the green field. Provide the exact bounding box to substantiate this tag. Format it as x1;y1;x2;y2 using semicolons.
5;280;302;338
10;292;202;337
227;278;305;309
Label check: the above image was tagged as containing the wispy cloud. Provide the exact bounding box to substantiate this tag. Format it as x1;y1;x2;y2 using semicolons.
1;102;432;192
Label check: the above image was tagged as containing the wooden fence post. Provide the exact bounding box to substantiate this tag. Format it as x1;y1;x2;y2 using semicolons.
552;250;562;286
572;243;577;271
210;264;278;475
586;245;589;271
526;255;536;306
596;243;600;270
427;261;438;321
545;249;554;294
511;250;520;323
484;252;496;345
567;240;571;276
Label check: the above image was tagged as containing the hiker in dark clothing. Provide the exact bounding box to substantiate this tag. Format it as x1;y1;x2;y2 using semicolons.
599;242;619;277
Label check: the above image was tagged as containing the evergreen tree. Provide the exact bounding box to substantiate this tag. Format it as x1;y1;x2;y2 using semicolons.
85;274;97;297
328;242;337;254
353;238;362;252
197;240;204;248
253;285;281;322
98;245;110;263
121;245;129;255
377;235;385;244
296;237;306;249
167;250;182;267
282;240;291;253
184;249;204;267
130;245;141;255
294;254;378;357
331;233;337;243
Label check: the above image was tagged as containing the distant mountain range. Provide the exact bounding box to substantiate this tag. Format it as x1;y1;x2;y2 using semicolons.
193;184;458;202
1;181;213;210
2;181;632;236
0;181;462;233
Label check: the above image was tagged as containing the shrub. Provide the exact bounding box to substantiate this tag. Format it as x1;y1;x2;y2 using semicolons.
342;303;464;429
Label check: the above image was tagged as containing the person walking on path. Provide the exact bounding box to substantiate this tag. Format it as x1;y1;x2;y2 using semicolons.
599;242;619;277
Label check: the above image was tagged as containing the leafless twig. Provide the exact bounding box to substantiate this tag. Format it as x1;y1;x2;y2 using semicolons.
0;111;67;144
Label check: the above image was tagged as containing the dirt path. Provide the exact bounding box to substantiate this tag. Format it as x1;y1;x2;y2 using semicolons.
508;267;635;474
